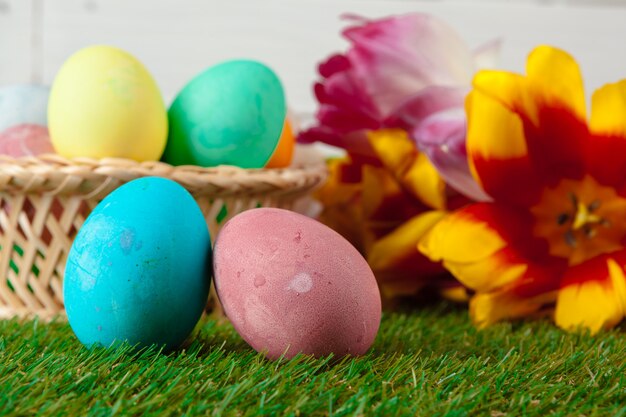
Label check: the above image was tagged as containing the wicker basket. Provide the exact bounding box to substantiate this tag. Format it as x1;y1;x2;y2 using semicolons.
0;154;327;320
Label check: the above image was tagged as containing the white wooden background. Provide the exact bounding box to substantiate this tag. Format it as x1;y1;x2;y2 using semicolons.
1;0;626;119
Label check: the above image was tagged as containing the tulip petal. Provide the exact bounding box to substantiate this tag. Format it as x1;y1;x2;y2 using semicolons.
590;80;626;137
419;204;519;292
440;285;471;303
361;165;426;242
473;47;586;123
472;70;532;120
584;81;626;188
315;158;365;251
387;85;468;129
419;203;561;296
386;85;489;201
420;202;562;327
525;45;586;121
420;204;507;265
319;71;381;125
471;47;588;188
470;290;555;328
343;13;474;116
466;88;546;206
298;51;383;154
555;252;626;334
369;210;446;270
368;210;447;297
367;129;446;209
414;108;491;202
318;53;351;78
407;153;447;210
472;38;502;70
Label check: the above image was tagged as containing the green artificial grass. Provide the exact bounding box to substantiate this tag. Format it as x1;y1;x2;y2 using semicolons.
1;303;625;417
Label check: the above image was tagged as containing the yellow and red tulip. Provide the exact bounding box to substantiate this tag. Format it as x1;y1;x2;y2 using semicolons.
420;46;626;333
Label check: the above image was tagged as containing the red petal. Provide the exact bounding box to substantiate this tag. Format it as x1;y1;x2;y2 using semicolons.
523;105;587;184
560;249;626;287
584;133;626;191
470;154;545;206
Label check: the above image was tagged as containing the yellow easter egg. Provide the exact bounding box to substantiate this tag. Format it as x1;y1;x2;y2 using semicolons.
48;45;167;161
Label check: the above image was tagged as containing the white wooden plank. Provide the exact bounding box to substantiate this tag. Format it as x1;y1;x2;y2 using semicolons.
39;0;626;116
0;0;34;85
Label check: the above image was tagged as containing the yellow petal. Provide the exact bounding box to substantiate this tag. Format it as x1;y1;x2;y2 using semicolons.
418;205;539;293
367;129;415;174
361;165;407;225
368;210;446;272
472;70;537;123
440;286;470;303
405;153;446;210
316;158;361;206
361;165;422;249
470;290;556;328
608;258;626;314
526;45;586;121
315;158;365;251
590;79;626;137
368;129;446;210
466;89;528;163
555;258;626;334
419;206;507;264
443;253;527;293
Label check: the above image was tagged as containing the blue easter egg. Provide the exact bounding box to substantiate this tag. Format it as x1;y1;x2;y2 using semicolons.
163;60;286;168
0;85;50;132
63;177;212;350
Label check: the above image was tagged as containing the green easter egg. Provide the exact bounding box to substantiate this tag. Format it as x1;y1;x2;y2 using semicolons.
164;60;286;168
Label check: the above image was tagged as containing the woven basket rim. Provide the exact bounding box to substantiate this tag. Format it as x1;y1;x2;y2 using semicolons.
0;153;328;199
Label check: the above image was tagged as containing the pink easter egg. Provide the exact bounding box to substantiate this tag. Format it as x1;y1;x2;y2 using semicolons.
0;124;54;157
214;208;381;359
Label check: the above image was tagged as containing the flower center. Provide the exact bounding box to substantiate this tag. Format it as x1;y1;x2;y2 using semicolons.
531;176;626;266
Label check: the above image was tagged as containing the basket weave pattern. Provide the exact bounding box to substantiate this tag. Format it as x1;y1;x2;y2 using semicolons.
0;154;327;320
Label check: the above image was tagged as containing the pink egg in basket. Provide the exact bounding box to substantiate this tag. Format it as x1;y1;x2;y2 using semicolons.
0;124;54;157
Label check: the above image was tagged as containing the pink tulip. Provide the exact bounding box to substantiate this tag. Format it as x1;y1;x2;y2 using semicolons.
299;13;499;201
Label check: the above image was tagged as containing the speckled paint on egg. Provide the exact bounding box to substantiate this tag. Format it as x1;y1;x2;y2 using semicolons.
213;208;382;359
63;177;212;350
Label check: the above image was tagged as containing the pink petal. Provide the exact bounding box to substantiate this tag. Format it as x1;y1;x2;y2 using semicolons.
472;38;502;70
298;53;382;154
342;13;474;116
298;125;377;161
386;85;468;130
318;54;351;78
321;70;380;122
412;109;491;202
316;106;380;134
